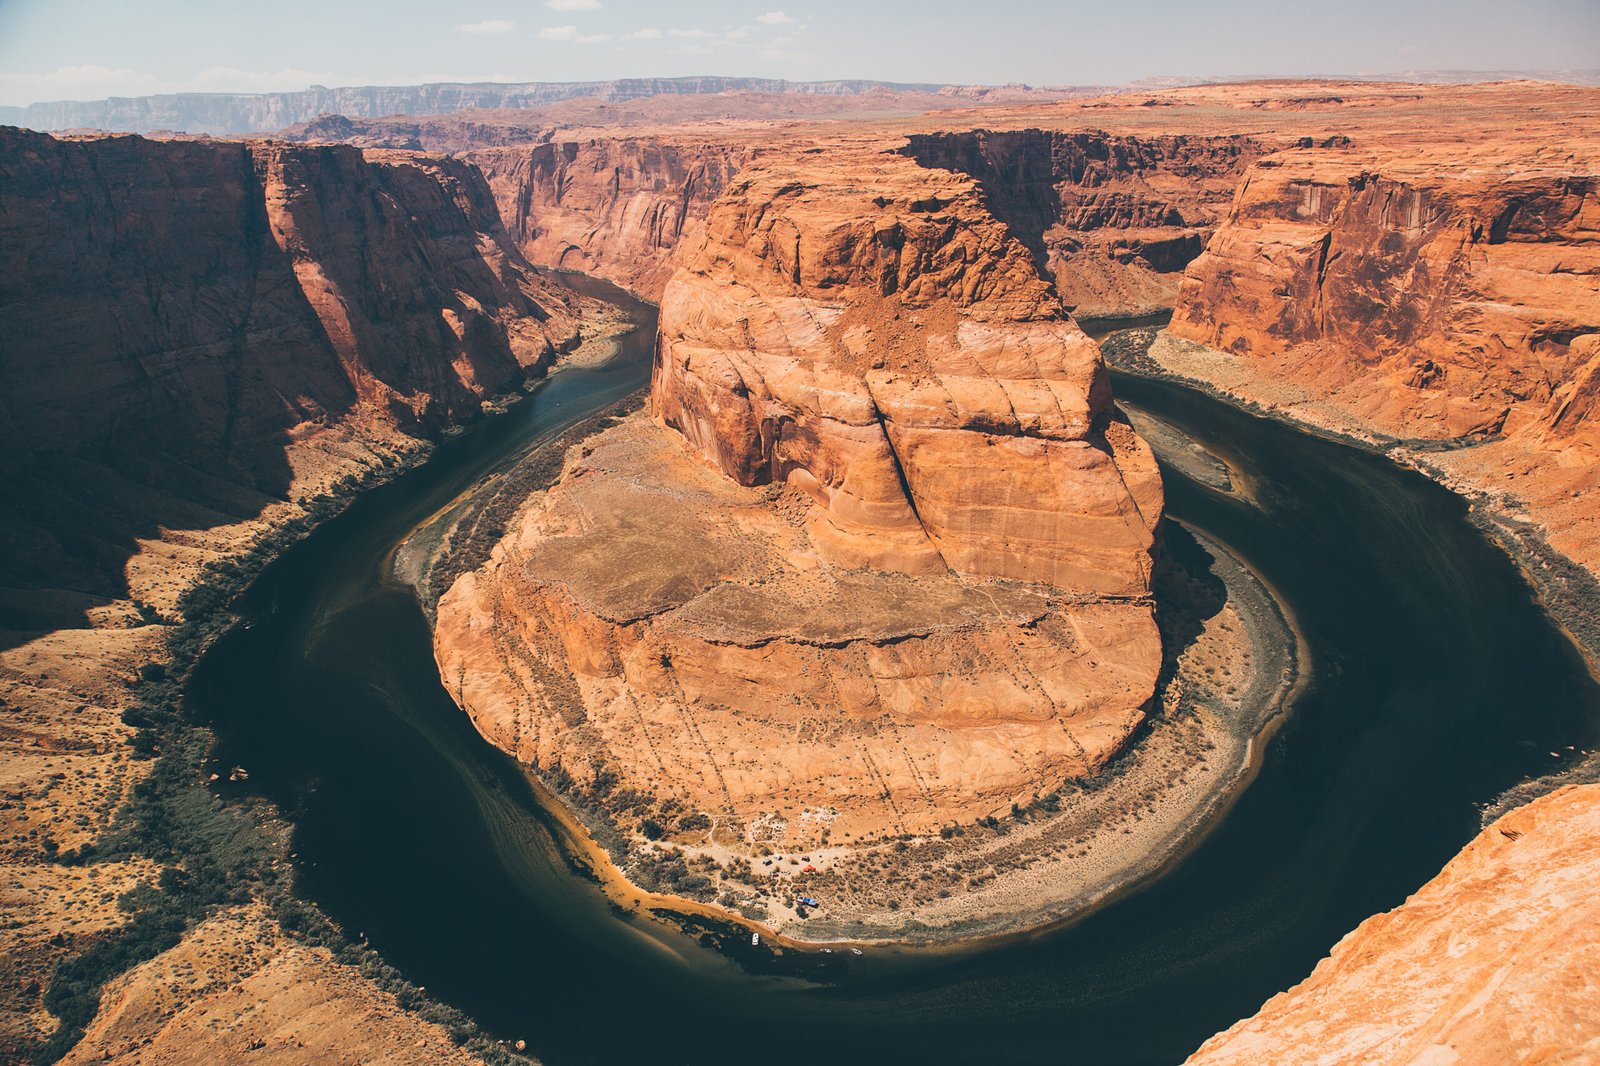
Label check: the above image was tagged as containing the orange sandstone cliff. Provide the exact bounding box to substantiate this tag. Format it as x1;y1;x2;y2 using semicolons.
897;129;1265;317
1188;784;1600;1066
466;137;749;300
1162;120;1600;580
433;143;1165;899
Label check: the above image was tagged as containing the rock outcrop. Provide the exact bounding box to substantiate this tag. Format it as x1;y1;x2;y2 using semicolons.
653;149;1163;593
1160;121;1600;590
1171;150;1600;442
1187;784;1600;1065
434;144;1164;904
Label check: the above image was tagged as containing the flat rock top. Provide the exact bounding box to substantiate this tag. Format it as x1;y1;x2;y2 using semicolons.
520;414;1055;645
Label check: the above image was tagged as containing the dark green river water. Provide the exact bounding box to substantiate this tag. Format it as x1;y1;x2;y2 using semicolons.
191;276;1600;1065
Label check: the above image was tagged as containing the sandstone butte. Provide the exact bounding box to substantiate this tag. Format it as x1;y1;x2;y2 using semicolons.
433;141;1166;864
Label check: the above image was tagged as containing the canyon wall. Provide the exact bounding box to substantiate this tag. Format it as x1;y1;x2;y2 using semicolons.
466;138;750;300
1161;137;1600;584
1171;151;1599;441
0;127;593;617
469;127;1264;318
900;129;1267;317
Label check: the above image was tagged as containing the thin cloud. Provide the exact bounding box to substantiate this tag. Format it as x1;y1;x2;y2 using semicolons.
544;0;602;9
668;28;712;38
191;66;342;92
536;25;611;43
625;27;664;40
458;19;516;34
756;11;793;24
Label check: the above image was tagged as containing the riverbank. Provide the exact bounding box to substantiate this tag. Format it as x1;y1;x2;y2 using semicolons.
1;279;635;1063
1102;326;1600;818
410;392;1301;947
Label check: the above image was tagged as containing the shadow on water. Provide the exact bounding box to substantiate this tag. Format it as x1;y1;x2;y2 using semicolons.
190;297;1600;1066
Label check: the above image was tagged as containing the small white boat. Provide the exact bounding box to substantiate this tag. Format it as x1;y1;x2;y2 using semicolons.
850;948;863;956
751;932;761;947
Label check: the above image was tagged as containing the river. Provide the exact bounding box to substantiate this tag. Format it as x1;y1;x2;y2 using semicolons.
191;275;1600;1065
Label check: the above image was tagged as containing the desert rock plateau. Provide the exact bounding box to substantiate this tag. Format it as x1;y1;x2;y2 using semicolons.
2;71;1598;1065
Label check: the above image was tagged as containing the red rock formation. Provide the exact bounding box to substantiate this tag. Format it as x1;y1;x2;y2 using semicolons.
1171;152;1600;441
462;127;1261;319
0;127;592;603
653;147;1163;593
433;143;1165;910
899;129;1266;317
1187;784;1600;1066
466;138;749;299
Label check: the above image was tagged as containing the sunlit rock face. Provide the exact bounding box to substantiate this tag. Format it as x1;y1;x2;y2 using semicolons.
435;142;1165;860
653;146;1163;595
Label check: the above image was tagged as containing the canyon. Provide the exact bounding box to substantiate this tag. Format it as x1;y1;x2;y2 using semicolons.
0;126;618;1061
430;139;1181;935
2;76;1598;1063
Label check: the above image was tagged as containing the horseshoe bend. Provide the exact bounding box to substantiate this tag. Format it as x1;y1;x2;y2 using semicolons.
2;41;1600;1066
428;144;1213;938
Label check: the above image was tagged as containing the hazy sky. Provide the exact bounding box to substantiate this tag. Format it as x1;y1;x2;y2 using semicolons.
1;0;1596;106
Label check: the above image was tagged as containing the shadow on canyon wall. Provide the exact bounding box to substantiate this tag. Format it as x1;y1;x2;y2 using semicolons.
0;128;576;647
897;128;1261;300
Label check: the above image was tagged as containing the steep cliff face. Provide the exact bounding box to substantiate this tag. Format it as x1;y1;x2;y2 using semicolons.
654;149;1163;593
1187;784;1600;1066
0;127;591;612
899;129;1267;317
466;137;749;300
433;145;1164;917
1171;152;1600;440
1161;139;1600;583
